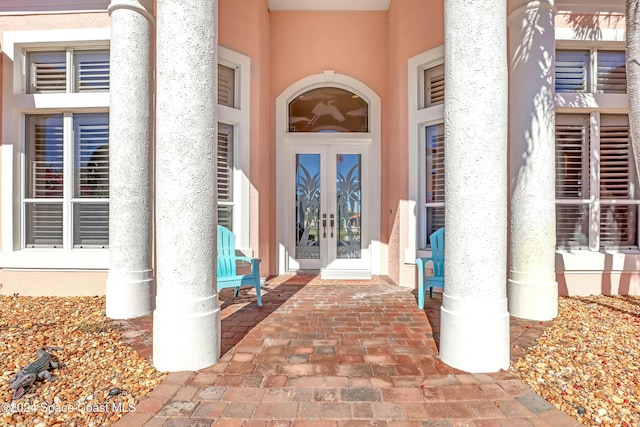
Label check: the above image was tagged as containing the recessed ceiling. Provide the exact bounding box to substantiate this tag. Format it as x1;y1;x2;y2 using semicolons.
267;0;390;11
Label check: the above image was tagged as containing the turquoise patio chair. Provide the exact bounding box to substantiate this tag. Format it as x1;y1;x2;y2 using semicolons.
216;225;262;306
416;227;444;309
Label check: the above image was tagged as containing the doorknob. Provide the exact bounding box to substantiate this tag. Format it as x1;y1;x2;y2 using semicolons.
322;214;327;238
330;214;335;238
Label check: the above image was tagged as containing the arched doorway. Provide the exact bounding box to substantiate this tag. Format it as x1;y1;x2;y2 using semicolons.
275;71;381;279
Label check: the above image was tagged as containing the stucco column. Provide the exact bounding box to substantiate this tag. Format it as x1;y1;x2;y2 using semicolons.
106;0;154;320
153;0;220;371
439;0;510;373
508;0;559;321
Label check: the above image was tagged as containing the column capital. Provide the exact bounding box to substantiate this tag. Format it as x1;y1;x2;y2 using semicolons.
108;0;155;23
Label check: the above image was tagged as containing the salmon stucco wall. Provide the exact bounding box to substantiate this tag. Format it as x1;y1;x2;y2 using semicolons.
219;0;272;274
0;12;111;296
387;0;443;286
269;10;389;275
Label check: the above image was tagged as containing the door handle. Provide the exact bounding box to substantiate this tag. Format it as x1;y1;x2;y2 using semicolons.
322;214;327;238
330;214;335;238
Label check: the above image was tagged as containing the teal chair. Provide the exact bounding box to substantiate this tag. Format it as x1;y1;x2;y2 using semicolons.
416;227;444;309
216;225;262;306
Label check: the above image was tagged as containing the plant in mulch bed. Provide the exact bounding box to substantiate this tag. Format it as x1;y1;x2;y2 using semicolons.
511;295;640;427
0;296;167;427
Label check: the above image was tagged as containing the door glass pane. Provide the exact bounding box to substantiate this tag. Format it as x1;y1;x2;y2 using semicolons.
336;154;361;259
296;154;321;259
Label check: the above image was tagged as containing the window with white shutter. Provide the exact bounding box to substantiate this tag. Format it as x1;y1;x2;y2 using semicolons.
424;64;444;107
28;51;67;94
216;47;250;248
556;49;626;94
599;115;637;247
218;64;236;108
425;123;444;239
555;115;589;248
555;114;638;249
413;51;446;250
75;50;110;92
27;49;109;94
73;113;109;248
24;112;109;249
597;51;626;94
25;114;64;247
555;50;589;93
217;123;234;231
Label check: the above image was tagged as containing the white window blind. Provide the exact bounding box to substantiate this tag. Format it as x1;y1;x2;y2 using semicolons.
27;49;109;94
75;50;110;92
25;203;63;248
555;50;589;93
28;51;67;94
75;118;109;198
599;115;637;247
73;114;109;248
555;116;589;248
218;64;236;108
217;123;234;230
425;123;445;240
596;51;626;94
424;64;444;107
555;114;638;249
24;113;109;249
25;115;64;247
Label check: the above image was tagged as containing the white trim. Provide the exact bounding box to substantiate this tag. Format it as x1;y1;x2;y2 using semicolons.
555;0;624;14
218;47;251;252
267;0;390;11
1;28;110;269
406;46;444;264
275;71;381;276
0;0;108;15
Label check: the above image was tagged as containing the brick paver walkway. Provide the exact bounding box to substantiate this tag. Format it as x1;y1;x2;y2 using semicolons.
113;276;581;426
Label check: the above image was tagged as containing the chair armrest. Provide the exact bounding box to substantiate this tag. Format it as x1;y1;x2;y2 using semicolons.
235;257;261;277
416;257;435;268
235;256;261;264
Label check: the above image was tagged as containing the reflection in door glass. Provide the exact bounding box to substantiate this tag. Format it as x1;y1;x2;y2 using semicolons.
296;154;321;259
336;154;361;259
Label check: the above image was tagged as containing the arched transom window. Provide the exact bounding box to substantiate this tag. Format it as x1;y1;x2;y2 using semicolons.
288;87;368;132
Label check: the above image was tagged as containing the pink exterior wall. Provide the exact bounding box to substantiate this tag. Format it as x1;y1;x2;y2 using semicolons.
0;12;110;295
387;0;443;286
269;10;389;275
219;0;272;272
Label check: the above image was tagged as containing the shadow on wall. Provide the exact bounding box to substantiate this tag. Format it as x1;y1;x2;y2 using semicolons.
556;253;640;296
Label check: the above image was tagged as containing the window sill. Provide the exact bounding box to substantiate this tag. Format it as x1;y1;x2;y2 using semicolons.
0;249;108;270
556;250;640;272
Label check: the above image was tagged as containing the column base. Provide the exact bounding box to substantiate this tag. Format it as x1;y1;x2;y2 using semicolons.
439;293;510;373
153;295;220;372
106;269;154;319
508;276;558;321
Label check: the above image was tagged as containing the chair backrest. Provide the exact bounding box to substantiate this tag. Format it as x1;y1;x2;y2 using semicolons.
217;225;237;277
429;227;445;277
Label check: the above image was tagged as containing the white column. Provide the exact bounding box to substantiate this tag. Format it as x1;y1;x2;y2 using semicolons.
508;0;558;321
153;0;220;371
439;0;510;373
106;0;154;320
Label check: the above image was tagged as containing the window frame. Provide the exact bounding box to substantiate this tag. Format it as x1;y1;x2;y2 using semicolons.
217;47;251;253
555;112;640;250
1;28;110;269
555;40;640;252
407;46;445;263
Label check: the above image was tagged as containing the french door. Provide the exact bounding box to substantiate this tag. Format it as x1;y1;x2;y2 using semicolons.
286;142;371;277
